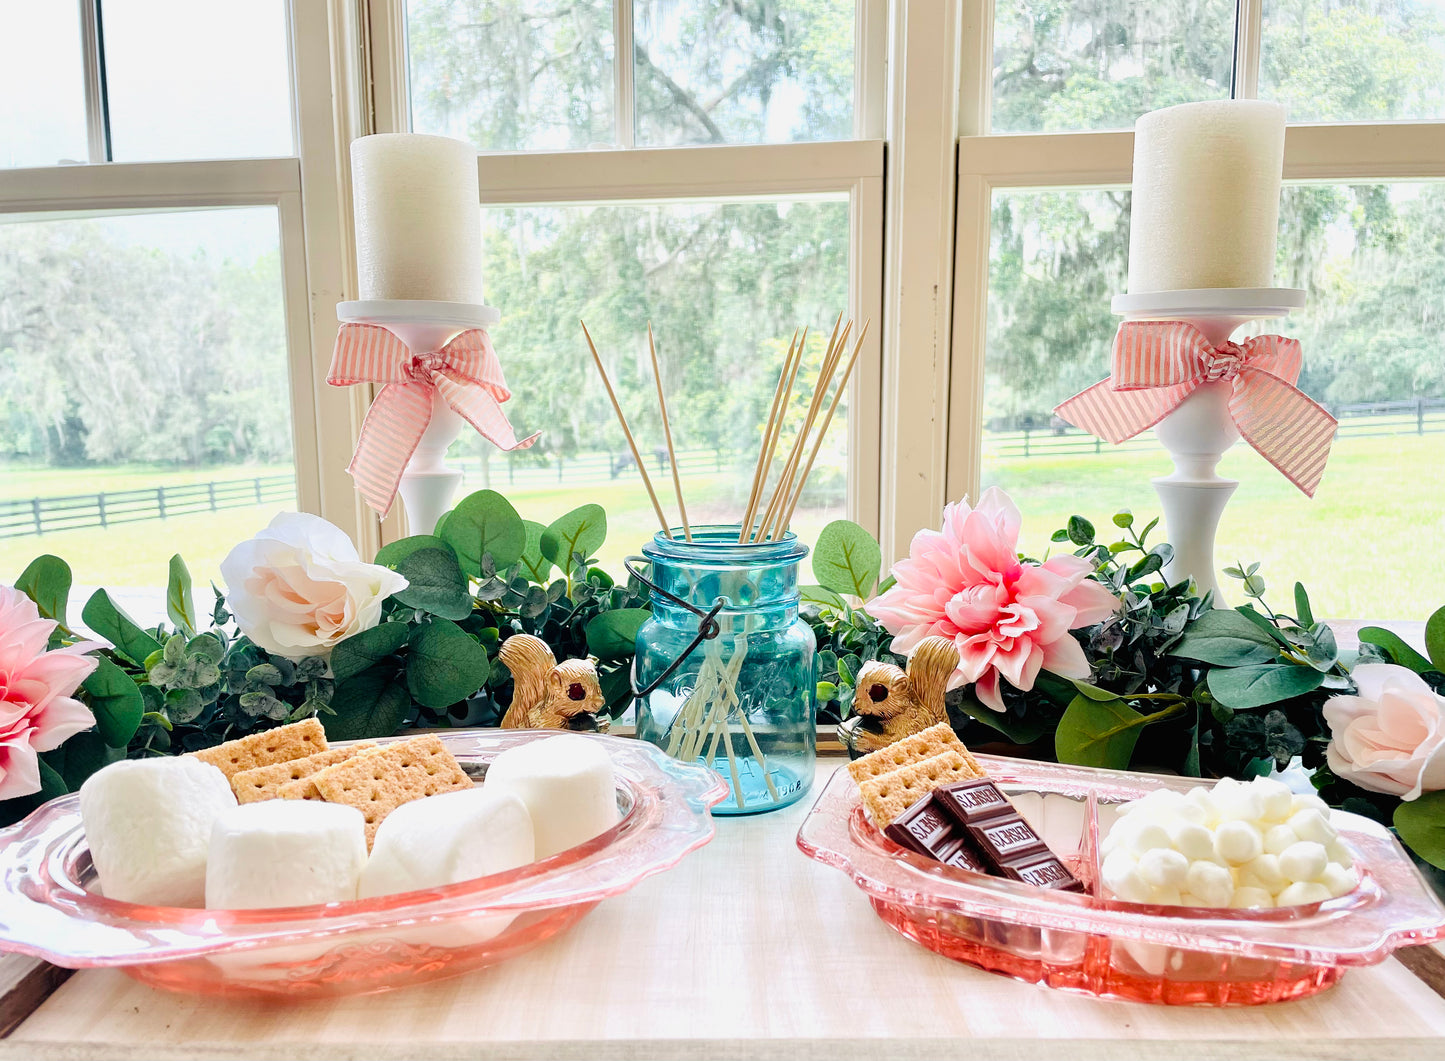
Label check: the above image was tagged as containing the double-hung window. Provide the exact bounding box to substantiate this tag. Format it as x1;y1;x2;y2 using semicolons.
364;0;886;565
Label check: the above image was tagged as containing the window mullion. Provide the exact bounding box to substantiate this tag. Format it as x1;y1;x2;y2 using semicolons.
614;1;635;148
1233;0;1264;99
79;0;112;162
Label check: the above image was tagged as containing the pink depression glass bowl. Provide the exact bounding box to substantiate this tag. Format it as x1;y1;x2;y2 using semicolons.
0;730;726;999
797;755;1445;1006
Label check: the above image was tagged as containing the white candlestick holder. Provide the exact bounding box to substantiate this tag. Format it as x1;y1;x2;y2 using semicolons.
337;299;501;536
1109;287;1305;602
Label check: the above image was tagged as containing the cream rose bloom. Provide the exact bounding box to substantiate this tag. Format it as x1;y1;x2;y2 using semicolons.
1323;663;1445;800
220;513;408;659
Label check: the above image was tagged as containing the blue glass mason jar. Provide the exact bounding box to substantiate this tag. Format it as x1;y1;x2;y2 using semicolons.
632;526;815;815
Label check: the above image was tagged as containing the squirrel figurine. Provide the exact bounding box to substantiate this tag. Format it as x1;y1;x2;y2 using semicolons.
839;636;960;754
497;634;607;732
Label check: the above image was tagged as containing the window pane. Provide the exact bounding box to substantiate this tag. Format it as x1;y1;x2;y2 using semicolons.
103;0;293;161
406;0;615;151
983;185;1445;619
451;197;851;568
1261;0;1445;121
634;0;854;145
0;208;297;627
991;0;1234;133
0;1;89;167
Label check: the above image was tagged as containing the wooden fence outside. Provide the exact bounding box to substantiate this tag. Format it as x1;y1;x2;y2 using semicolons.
0;475;295;540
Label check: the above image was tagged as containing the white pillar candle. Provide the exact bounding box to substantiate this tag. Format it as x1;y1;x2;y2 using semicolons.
1127;100;1287;293
351;133;484;303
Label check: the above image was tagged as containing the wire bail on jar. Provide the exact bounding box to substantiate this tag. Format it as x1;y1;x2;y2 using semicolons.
622;555;726;697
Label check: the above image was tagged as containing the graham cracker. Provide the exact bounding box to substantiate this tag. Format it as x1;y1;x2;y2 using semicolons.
230;743;375;803
190;718;327;780
858;749;987;826
847;722;972;785
277;776;324;801
309;734;472;847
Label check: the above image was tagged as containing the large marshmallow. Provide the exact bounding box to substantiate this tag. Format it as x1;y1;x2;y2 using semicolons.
79;757;236;907
360;787;534;899
483;735;619;859
206;801;367;909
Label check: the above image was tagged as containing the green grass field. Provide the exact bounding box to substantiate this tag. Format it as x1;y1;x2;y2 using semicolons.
0;434;1438;621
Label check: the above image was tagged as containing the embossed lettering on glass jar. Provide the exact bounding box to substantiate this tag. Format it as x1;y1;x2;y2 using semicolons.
633;526;816;815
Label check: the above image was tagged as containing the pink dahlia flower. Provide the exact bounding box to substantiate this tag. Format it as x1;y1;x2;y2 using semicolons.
867;488;1120;712
0;586;100;799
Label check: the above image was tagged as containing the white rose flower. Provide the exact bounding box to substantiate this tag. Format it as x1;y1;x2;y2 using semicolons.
1324;663;1445;801
220;512;408;659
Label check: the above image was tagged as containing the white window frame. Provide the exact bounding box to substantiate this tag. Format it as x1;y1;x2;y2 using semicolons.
362;0;889;546
0;0;376;552
943;0;1445;518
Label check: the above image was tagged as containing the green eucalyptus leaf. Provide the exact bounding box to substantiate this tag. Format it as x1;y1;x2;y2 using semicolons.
374;534;455;571
166;554;196;635
1171;608;1280;665
164;686;205;724
393;547;472;620
1294;582;1315;628
1066;515;1095;546
1359;626;1434;674
1206;664;1325;710
1055;695;1144;769
585;608;650;660
1395;792;1445;870
518;521;554;583
330;621;410;684
38;758;68;800
186;632;224;663
800;584;847;610
1112;510;1133;528
16;555;72;628
1427;606;1445;673
1304;623;1339;672
439;490;526;576
1234;605;1294;647
541;504;607;569
1050;529;1070;543
953;697;1052;745
812;520;882;599
406;619;491;708
326;666;412;741
82;655;145;748
247;663;285;686
82;589;163;666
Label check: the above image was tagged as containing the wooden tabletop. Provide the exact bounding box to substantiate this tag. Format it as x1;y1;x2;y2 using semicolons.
5;760;1445;1061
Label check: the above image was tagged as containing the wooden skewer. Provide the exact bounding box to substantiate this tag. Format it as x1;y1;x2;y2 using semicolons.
647;323;691;542
740;328;806;542
756;318;849;541
738;329;798;543
776;319;870;538
580;320;672;538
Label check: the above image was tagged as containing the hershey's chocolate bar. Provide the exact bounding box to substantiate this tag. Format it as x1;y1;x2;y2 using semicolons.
892;779;1084;893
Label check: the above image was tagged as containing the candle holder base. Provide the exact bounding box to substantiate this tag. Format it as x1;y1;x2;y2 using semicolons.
337;299;499;535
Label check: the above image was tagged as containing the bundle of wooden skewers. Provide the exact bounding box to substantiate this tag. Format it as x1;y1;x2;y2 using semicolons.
580;316;866;808
580;314;867;542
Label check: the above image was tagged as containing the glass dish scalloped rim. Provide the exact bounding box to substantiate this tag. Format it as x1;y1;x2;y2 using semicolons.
0;730;728;968
797;753;1445;965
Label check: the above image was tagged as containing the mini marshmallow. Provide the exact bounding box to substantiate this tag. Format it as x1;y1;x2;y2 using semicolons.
1127;822;1173;856
1320;863;1359;898
1186;860;1234;907
1214;787;1264;823
1251;778;1295;821
1277;880;1331;906
1292;792;1331;815
1230;886;1275;909
1137;848;1189;889
1263;823;1299;855
1288;808;1337;844
1238;853;1286;894
360;787;533;899
79;757;236;907
1168;820;1216;861
206;801;367;909
1213;820;1264;865
1278;841;1329;883
483;734;619;859
1326;838;1354;869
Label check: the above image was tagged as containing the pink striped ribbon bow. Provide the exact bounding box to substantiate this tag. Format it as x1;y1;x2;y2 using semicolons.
1053;321;1337;497
328;324;540;515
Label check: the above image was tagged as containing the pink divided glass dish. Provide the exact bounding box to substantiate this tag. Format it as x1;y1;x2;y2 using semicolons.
0;731;726;999
797;755;1445;1005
